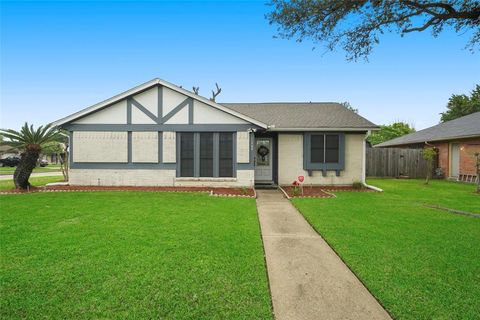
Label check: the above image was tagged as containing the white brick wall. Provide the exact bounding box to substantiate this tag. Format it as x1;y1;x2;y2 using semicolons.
69;169;176;186
277;133;364;185
73;131;127;163
236;131;250;163
175;170;254;187
69;169;254;187
132;132;158;163
162;132;176;163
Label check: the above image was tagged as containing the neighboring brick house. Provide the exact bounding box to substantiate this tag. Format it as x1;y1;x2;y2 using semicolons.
376;112;480;181
53;78;379;187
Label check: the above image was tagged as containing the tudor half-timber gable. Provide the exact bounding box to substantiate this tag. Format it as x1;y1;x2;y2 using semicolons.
54;79;265;186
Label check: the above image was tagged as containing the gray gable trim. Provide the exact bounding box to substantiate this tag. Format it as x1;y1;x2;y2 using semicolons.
63;124;260;132
53;79;268;128
131;97;159;123
70;163;177;170
160;98;191;124
158;85;163;119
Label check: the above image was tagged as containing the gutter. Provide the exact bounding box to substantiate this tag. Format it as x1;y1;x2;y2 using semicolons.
362;130;383;192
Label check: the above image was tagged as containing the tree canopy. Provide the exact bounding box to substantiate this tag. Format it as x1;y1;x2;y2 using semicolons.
267;0;480;60
368;122;416;145
440;84;480;122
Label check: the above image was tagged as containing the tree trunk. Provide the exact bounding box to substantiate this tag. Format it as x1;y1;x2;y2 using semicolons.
13;150;40;189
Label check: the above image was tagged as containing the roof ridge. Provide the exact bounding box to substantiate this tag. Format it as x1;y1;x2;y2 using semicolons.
220;102;342;105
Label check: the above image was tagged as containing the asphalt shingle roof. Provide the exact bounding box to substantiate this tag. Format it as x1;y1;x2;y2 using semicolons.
221;102;378;129
376;111;480;147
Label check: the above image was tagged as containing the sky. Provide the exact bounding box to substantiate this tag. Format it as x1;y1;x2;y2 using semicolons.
1;0;479;130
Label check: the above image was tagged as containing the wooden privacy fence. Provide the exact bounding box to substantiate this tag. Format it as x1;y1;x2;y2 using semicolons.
366;147;434;178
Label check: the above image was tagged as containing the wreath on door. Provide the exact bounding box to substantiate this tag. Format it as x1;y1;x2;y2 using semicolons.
257;145;270;162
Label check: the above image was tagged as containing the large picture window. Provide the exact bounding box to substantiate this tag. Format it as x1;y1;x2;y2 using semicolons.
178;132;235;178
180;132;194;177
200;133;214;177
304;133;345;172
219;133;233;177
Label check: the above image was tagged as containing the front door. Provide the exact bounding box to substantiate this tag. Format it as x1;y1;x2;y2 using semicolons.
255;138;273;182
451;143;460;178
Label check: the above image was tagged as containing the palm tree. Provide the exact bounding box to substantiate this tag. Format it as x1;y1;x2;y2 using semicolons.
0;123;61;189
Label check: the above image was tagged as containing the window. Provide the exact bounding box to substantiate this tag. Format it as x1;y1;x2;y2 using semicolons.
178;132;234;178
180;133;194;177
200;133;213;177
219;133;233;177
304;133;345;172
310;135;324;163
325;135;339;163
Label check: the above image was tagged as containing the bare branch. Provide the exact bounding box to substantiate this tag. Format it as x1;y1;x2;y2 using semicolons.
210;83;222;102
192;86;200;95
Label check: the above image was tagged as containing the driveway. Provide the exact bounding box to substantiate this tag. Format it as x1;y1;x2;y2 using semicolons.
256;189;391;320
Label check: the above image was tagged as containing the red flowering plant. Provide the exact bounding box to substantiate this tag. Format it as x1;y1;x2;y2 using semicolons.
291;180;302;197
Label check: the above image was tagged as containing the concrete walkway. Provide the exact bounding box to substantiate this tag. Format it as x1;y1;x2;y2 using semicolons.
0;171;63;180
256;190;391;320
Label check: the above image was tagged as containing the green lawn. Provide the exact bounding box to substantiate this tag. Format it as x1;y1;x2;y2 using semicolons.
293;179;480;320
0;192;272;319
0;176;64;190
0;165;62;175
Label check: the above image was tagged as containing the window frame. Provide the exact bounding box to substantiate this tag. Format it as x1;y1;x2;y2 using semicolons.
177;132;236;178
303;132;345;173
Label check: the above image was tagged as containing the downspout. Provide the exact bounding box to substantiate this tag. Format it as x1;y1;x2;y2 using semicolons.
362;130;383;192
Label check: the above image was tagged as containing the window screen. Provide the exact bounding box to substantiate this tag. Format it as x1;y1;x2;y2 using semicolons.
310;134;324;163
180;133;194;177
219;132;233;177
200;133;214;177
325;135;339;163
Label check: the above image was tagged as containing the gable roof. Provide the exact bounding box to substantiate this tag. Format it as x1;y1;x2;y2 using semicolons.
221;102;378;131
376;111;480;147
52;78;268;128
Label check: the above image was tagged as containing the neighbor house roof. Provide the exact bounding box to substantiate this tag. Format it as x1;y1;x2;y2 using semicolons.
52;78;268;129
221;102;378;131
376;111;480;147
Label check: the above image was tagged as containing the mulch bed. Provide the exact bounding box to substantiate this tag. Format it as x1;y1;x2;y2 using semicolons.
0;185;256;197
280;185;374;198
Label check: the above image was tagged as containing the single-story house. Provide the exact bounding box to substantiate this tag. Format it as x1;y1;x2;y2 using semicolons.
53;78;378;187
376;112;480;181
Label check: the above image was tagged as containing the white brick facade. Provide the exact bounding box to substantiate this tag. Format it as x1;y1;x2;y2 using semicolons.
132;132;158;163
278;133;363;185
69;169;254;187
236;131;250;163
73;131;128;163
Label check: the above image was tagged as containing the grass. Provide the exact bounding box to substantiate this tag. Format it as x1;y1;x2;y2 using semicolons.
0;165;62;175
292;179;480;320
0;176;64;190
0;192;272;319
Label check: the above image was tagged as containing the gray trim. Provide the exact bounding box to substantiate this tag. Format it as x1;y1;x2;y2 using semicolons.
161;98;191;124
69;131;73;166
63;124;260;132
158;131;162;163
158;85;163;119
213;132;219;177
176;132;181;177
303;132;345;171
127;131;132;163
131;98;159;123
127;99;132;124
237;163;254;170
189;100;194;124
194;132;200;177
230;132;236;178
70;162;176;170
